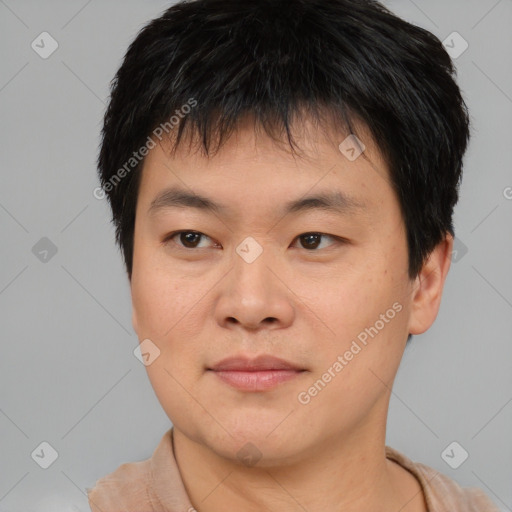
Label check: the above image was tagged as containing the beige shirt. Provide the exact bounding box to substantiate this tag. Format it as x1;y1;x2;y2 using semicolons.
87;429;500;512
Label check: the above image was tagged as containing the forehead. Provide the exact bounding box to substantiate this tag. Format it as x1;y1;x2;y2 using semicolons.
137;115;394;219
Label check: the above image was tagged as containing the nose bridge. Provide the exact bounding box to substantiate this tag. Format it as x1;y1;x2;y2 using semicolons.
232;235;275;303
215;236;293;330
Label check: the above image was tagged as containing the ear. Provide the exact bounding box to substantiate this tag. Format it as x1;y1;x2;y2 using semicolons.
408;233;453;336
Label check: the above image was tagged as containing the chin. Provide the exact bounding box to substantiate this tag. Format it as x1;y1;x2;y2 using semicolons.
218;433;305;468
196;413;310;467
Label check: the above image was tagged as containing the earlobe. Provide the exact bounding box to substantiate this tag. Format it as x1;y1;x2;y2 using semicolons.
408;234;454;335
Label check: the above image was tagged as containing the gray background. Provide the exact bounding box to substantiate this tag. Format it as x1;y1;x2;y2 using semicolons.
0;1;511;511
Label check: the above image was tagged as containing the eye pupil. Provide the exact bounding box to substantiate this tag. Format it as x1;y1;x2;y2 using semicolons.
301;233;321;249
181;232;201;248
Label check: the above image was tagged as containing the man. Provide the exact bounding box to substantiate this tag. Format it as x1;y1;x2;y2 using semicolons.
88;0;499;510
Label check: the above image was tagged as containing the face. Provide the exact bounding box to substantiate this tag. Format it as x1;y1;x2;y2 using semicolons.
130;116;448;465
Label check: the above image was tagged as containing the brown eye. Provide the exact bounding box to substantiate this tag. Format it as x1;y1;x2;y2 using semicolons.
295;232;338;250
179;231;203;248
163;230;213;249
299;233;322;249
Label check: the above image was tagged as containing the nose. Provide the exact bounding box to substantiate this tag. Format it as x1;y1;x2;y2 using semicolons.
214;243;295;332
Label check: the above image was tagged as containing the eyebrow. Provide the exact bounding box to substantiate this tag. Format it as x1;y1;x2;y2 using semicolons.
147;186;367;218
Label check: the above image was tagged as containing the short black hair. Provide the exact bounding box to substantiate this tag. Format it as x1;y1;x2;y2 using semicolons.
98;0;470;289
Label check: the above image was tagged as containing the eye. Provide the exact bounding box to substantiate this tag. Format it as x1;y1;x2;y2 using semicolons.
292;232;342;250
162;230;216;249
162;230;345;251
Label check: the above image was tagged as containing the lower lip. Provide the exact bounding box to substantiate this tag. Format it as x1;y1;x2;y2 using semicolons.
209;369;303;391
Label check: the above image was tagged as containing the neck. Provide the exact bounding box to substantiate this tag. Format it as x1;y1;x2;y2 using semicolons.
172;412;424;512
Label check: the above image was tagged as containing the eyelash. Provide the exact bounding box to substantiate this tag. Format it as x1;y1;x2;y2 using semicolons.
162;230;346;251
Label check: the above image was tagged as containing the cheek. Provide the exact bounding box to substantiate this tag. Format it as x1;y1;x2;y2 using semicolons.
307;263;409;388
131;257;203;340
297;308;407;431
145;363;198;430
131;255;209;372
308;267;395;338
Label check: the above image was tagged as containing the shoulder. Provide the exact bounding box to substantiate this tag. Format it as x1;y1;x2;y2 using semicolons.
87;459;154;512
385;446;500;512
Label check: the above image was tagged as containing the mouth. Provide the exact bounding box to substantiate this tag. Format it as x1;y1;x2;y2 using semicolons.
207;354;307;391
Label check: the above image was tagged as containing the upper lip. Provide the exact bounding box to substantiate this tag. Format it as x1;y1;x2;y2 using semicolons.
208;354;304;372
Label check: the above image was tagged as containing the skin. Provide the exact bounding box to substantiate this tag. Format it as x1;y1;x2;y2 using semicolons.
130;115;453;512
